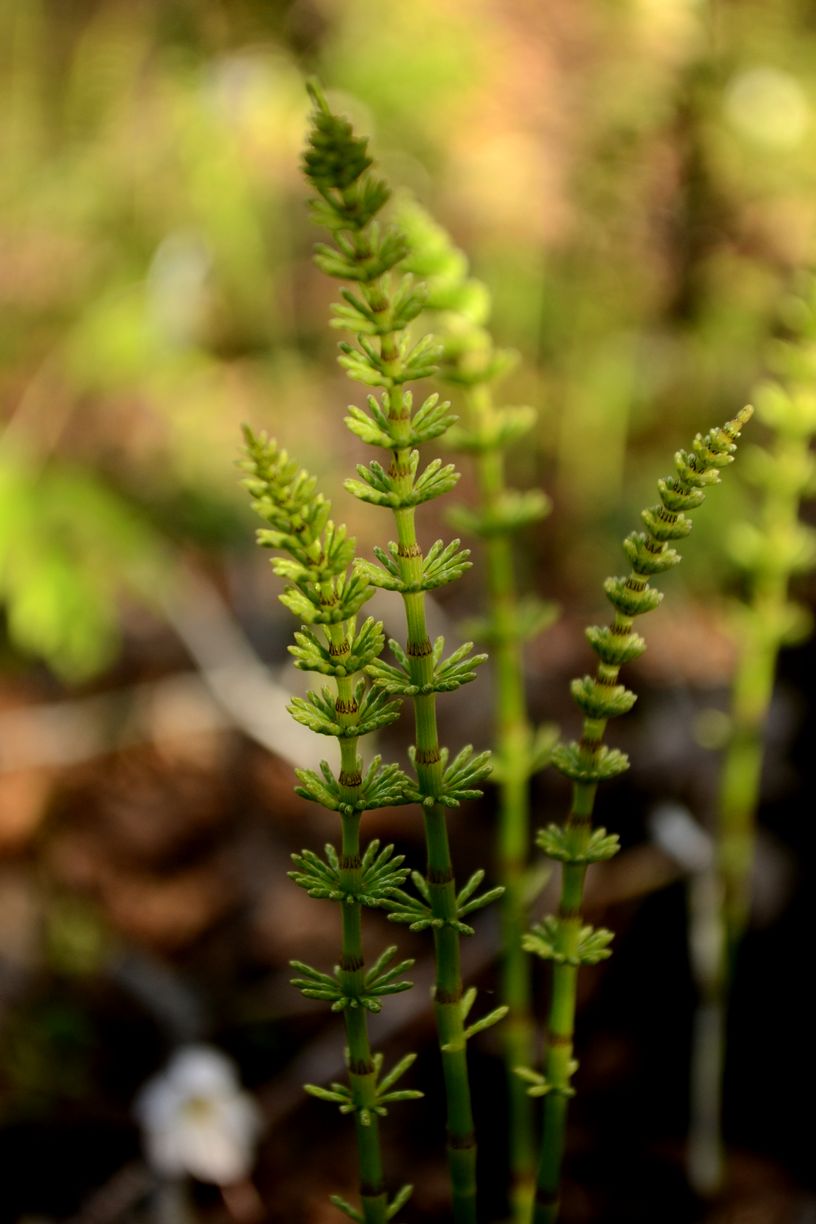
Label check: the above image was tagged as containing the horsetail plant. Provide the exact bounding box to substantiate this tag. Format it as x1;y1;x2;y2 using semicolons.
303;84;505;1224
719;284;816;960
690;278;816;1194
399;199;559;1215
523;405;753;1224
241;431;422;1224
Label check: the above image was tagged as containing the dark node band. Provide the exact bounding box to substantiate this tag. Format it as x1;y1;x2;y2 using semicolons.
447;1130;476;1151
389;461;413;479
397;542;422;558
415;746;441;765
335;698;359;714
349;1057;375;1077
340;954;365;972
558;904;582;920
427;865;454;884
548;1030;573;1047
360;1181;386;1199
624;577;647;592
340;854;362;870
329;638;350;656
579;737;601;754
567;811;591;827
407;638;433;657
435;986;462;1006
339;771;362;788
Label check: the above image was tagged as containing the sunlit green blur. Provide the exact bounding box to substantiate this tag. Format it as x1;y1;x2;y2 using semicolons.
1;0;814;676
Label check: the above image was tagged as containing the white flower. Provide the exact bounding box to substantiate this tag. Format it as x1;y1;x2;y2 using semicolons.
135;1045;263;1185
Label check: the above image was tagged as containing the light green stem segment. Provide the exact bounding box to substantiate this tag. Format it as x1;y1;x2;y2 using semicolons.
399;546;477;1224
467;385;536;1210
533;764;597;1224
383;382;476;1224
333;643;388;1224
691;429;802;1196
716;415;808;957
717;636;776;958
688;625;776;1203
355;316;478;1220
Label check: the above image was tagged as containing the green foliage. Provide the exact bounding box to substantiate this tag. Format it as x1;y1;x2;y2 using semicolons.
355;537;472;594
289;840;410;908
289;617;386;678
242;427;374;625
387;864;502;937
295;756;413;816
550;742;630;784
406;744;492;809
367;636;486;697
345;391;457;451
523;918;614;968
536;825;620;867
530;406;751;1218
551;408;752;781
331;1181;415;1224
291;945;414;1014
289;681;402;739
0;457;167;680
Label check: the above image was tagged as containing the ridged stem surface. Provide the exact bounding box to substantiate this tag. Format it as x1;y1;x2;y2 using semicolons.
334;639;388;1224
533;728;605;1223
385;375;477;1224
467;385;536;1209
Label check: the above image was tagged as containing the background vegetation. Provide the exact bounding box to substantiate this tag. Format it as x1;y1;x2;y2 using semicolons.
1;1;814;1221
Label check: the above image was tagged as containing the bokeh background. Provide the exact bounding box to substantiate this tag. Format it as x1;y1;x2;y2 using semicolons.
1;1;815;1221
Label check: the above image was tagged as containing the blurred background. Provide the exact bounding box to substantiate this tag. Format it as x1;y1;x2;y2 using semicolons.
1;0;815;1221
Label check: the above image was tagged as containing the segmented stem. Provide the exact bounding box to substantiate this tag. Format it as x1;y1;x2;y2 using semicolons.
386;380;477;1224
242;427;419;1224
334;648;388;1224
691;342;816;1194
532;407;752;1223
468;385;537;1206
395;199;555;1216
301;87;491;1221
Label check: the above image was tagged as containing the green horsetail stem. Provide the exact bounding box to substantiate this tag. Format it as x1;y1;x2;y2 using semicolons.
525;406;752;1224
242;431;421;1224
397;197;558;1219
690;287;816;1194
302;84;506;1224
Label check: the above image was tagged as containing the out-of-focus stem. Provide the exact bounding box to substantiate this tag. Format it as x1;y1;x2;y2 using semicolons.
466;385;536;1213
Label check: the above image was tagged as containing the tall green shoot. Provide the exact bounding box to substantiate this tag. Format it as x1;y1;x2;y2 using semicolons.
689;277;816;1193
399;200;559;1216
241;433;421;1224
524;406;752;1223
302;84;506;1224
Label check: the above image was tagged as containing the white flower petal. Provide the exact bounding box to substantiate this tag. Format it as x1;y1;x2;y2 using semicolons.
134;1045;262;1185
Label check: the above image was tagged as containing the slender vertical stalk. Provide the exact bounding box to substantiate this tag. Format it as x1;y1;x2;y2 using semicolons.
302;87;505;1223
526;407;752;1223
242;433;421;1223
468;385;538;1208
334;663;388;1224
384;378;478;1222
688;297;816;1193
396;201;557;1215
